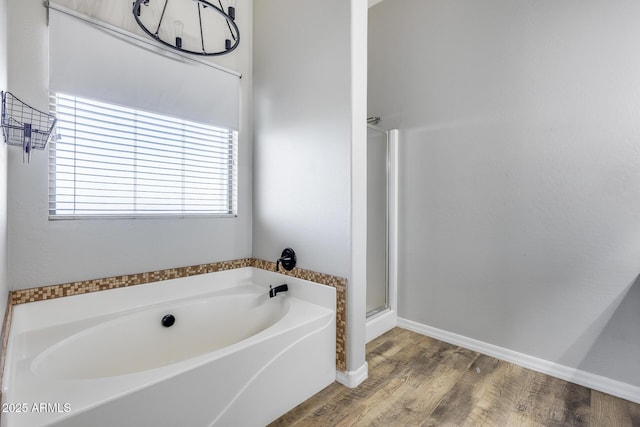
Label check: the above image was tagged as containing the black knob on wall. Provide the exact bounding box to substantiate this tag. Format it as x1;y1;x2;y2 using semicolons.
277;248;297;272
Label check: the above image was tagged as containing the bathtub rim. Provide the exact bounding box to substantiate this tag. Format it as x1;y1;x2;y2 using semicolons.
9;267;334;335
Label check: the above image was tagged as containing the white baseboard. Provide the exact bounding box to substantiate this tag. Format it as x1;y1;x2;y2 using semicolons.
366;309;397;343
336;362;368;388
397;317;640;404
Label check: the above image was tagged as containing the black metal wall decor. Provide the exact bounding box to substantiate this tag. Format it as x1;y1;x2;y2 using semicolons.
132;0;239;56
1;91;56;162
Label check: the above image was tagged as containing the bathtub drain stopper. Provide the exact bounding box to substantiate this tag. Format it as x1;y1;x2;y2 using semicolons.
161;314;176;327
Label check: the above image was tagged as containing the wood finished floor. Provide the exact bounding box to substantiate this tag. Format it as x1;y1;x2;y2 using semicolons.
270;327;640;427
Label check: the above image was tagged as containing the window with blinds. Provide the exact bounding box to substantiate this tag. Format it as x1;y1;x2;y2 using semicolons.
49;93;238;219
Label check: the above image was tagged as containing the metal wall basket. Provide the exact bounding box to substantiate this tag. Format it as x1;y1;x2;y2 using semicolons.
1;91;56;160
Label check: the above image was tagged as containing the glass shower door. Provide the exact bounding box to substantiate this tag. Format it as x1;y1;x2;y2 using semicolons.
366;126;388;317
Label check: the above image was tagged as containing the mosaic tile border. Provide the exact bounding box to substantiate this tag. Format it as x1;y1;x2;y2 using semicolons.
7;258;347;371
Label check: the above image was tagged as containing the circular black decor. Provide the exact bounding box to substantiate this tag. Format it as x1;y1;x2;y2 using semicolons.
132;0;240;56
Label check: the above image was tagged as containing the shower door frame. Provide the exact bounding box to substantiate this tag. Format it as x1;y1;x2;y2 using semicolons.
365;127;398;342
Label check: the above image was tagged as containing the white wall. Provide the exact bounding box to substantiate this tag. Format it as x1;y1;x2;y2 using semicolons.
253;0;368;376
6;0;253;289
0;0;9;318
252;0;351;278
369;0;640;387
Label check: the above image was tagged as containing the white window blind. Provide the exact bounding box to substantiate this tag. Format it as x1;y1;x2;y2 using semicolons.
49;93;238;218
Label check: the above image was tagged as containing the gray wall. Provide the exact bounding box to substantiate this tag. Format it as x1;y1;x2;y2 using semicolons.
0;0;8;319
369;0;640;387
6;0;253;289
253;0;352;279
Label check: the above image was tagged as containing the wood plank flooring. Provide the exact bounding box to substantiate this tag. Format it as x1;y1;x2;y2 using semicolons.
270;327;640;426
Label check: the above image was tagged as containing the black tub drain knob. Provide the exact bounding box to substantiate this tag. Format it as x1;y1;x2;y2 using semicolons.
161;314;176;327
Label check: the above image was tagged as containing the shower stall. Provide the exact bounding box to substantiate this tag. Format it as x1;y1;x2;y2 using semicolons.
366;121;398;342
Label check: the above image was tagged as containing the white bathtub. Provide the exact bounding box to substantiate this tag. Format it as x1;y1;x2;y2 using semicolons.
2;267;336;426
